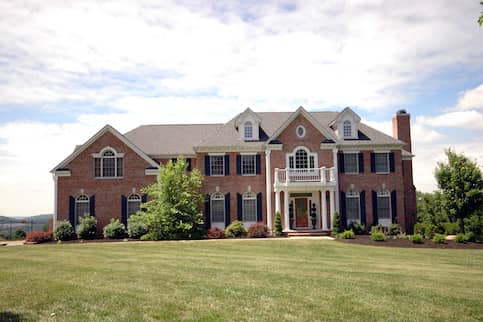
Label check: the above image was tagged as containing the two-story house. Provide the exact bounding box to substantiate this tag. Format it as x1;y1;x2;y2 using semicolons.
51;106;417;235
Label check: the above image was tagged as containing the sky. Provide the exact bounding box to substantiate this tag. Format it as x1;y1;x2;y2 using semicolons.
0;0;483;216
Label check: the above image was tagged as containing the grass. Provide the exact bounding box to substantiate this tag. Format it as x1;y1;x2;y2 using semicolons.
1;239;482;321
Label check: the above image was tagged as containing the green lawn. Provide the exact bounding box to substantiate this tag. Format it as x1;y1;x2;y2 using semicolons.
1;239;482;322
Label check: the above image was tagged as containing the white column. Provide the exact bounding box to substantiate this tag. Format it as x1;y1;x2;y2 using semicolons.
321;190;328;230
275;190;281;214
329;189;335;230
283;190;290;231
332;147;339;211
265;149;272;231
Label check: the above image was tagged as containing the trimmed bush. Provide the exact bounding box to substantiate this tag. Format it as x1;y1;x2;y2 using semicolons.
54;220;75;241
247;223;268;238
414;222;437;239
455;233;468;243
225;221;247;238
274;212;283;237
25;231;53;244
332;211;341;234
370;224;383;234
207;228;225;239
409;233;424;244
441;222;460;235
127;213;148;239
77;215;97;240
140;233;156;241
103;219;127;239
432;233;447;244
371;231;386;242
348;222;365;235
339;229;355;239
387;224;401;237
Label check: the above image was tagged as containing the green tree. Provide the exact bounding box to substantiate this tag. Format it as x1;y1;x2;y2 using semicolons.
274;212;283;236
142;157;204;240
435;150;483;233
416;191;448;225
479;2;483;26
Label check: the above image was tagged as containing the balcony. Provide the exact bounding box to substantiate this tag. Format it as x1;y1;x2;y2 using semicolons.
274;167;336;187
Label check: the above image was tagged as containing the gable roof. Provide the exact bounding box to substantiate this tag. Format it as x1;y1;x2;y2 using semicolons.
51;124;159;172
329;106;361;126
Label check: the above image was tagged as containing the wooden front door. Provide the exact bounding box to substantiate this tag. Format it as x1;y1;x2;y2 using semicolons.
295;198;308;227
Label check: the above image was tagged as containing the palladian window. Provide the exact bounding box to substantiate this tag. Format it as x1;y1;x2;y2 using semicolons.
94;148;123;178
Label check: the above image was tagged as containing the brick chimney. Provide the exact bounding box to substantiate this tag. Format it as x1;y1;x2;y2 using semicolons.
392;109;412;152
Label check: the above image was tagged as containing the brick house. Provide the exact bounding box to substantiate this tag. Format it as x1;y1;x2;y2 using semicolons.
51;106;417;235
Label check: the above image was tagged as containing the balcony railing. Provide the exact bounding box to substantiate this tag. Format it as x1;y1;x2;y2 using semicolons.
274;167;336;185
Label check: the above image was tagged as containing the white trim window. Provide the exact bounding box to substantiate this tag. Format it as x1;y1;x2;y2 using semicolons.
127;194;141;217
94;147;123;178
343;120;352;137
75;195;90;226
296;125;306;138
210;155;224;176
344;153;359;174
211;192;225;227
241;155;256;175
244;121;253;139
377;190;391;226
287;147;317;169
346;191;360;224
242;192;257;222
375;153;389;173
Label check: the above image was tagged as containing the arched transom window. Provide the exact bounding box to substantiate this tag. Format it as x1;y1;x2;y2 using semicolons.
93;147;124;178
244;121;253;139
343;120;352;137
242;192;257;222
287;147;317;169
210;192;225;224
75;195;90;225
127;194;141;217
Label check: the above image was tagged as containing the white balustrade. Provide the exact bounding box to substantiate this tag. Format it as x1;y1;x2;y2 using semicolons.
274;167;336;185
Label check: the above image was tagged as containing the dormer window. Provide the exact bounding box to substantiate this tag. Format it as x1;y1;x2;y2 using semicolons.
244;121;253;139
343;121;352;137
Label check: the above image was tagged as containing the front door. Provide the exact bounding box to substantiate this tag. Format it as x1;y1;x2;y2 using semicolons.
295;198;309;227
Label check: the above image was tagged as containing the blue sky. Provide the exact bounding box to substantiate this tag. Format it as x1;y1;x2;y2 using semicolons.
0;0;482;216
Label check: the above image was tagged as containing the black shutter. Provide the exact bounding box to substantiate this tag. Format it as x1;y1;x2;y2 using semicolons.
359;152;364;173
338;153;345;173
370;153;375;173
372;191;378;225
204;156;210;176
224;193;231;227
360;191;366;226
236;155;241;175
121;195;127;226
89;195;95;217
256;192;263;222
224;155;230;175
204;194;211;229
255;155;261;175
391;190;397;223
389;152;395;172
141;194;148;211
69;196;75;227
186;158;192;171
237;193;243;221
340;192;347;230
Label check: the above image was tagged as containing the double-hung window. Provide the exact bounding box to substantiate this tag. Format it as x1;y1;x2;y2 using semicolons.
127;194;141;217
375;153;389;173
241;155;256;175
344;153;359;174
75;195;90;226
242;192;257;222
210;155;224;176
377;191;391;226
211;192;225;224
346;192;360;224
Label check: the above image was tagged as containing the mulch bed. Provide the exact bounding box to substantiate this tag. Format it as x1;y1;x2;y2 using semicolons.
335;235;483;249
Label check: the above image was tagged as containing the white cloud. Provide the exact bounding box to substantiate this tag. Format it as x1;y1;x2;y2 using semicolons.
454;84;483;111
416;110;483;130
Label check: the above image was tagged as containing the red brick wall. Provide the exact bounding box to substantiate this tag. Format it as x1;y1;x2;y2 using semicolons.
57;131;157;235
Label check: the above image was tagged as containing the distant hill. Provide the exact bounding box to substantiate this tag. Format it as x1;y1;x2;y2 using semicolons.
0;214;52;223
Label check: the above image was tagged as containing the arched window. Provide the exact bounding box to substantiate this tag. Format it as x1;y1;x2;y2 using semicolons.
211;192;225;225
287;147;316;169
244;121;253;139
75;195;90;225
295;149;308;168
377;190;391;226
343;120;352;137
242;192;257;222
94;147;123;178
127;194;141;217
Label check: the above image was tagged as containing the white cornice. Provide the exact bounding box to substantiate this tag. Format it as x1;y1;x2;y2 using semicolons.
194;145;265;153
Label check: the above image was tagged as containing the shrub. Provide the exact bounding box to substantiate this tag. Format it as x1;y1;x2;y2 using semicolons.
371;231;386;242
370;224;384;234
247;223;268;238
441;222;460;235
54;220;75;241
414;222;437;239
339;229;355;239
332;211;341;234
207;227;225;239
464;232;476;242
127;213;148;239
432;233;447;244
140;233;156;241
348;222;365;235
103;219;127;239
25;231;53;244
409;233;424;244
225;221;247;238
455;233;468;243
77;215;97;240
274;212;283;237
14;228;26;240
387;224;401;237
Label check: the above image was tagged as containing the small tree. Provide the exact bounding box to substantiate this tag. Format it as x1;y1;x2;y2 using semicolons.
332;211;341;234
274;212;283;236
435;150;483;233
142;157;204;240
